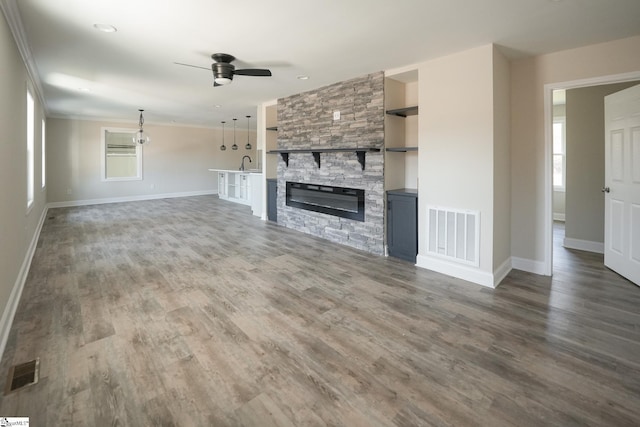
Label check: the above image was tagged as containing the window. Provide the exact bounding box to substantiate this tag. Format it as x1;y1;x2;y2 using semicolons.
101;128;143;181
41;119;46;189
553;118;566;191
26;89;34;209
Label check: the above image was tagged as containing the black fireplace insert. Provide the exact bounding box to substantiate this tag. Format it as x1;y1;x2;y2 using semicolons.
286;182;365;221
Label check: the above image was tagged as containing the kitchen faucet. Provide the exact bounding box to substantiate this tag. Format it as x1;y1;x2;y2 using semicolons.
240;155;252;171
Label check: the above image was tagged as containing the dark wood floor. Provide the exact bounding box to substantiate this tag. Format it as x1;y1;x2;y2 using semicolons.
0;197;638;426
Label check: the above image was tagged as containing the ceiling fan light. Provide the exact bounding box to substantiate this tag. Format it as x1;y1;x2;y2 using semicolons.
214;77;232;85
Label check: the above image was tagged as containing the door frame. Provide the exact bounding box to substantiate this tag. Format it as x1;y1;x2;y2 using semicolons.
543;71;640;276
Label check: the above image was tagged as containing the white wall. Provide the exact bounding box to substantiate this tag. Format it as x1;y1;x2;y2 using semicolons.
511;35;640;270
0;9;47;356
417;44;498;286
553;192;566;219
47;118;257;204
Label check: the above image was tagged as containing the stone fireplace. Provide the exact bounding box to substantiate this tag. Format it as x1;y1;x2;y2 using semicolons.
275;72;385;255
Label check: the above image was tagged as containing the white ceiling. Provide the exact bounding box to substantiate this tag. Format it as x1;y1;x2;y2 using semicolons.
4;0;640;128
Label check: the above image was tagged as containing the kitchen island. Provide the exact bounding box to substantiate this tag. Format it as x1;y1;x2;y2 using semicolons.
208;169;263;217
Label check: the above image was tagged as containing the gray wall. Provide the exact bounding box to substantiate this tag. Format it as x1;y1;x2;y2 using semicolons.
277;72;385;255
565;81;638;244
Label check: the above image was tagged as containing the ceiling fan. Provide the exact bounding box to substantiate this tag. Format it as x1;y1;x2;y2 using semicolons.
175;53;272;86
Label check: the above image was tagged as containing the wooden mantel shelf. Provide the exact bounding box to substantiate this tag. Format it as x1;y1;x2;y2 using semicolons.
267;147;381;170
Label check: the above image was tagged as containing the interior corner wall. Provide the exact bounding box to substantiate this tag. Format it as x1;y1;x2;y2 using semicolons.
0;10;47;357
564;81;639;245
492;46;511;275
510;35;640;268
47;118;256;204
417;44;496;285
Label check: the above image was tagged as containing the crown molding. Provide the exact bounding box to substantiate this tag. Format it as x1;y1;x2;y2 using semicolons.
0;0;49;115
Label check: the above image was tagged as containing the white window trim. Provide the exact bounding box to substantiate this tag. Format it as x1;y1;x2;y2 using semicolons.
26;88;35;211
100;127;143;182
41;118;46;190
553;117;566;192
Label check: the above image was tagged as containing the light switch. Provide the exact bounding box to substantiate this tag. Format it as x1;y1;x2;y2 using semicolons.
333;111;340;120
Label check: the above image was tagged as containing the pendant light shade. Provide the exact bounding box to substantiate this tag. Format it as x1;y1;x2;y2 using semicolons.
245;115;252;150
133;109;150;145
220;121;226;151
231;118;238;150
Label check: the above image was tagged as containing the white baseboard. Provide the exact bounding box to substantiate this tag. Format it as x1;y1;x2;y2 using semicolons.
493;258;512;287
0;205;48;360
47;190;217;208
563;237;604;254
553;213;565;221
416;254;496;288
511;256;548;275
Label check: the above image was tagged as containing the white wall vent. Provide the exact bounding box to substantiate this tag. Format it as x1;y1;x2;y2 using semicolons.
427;206;480;267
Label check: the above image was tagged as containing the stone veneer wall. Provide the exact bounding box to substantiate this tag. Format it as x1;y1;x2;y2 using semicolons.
276;72;385;254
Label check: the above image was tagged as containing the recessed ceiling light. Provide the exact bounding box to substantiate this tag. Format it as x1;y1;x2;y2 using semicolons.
297;75;310;80
215;104;222;108
93;24;117;33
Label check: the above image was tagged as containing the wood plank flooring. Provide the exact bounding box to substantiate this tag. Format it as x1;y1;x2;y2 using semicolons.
0;197;638;426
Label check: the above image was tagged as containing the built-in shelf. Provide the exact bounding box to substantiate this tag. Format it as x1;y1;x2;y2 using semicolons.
267;147;381;170
266;126;278;131
386;147;418;152
385;106;418;117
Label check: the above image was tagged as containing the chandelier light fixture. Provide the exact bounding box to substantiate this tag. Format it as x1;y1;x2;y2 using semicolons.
133;109;150;145
220;121;226;151
231;118;238;150
245;115;252;150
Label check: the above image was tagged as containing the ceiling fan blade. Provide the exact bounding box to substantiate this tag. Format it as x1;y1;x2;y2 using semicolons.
234;68;272;77
173;62;210;71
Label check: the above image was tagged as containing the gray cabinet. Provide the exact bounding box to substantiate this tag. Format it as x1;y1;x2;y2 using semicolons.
267;179;277;222
387;189;418;263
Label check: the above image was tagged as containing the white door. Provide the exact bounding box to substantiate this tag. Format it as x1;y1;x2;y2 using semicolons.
604;84;640;286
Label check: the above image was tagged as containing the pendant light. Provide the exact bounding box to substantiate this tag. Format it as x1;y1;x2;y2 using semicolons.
231;118;238;150
133;109;150;145
245;115;252;150
219;121;226;151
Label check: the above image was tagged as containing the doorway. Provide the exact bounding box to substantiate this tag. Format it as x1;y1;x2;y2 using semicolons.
545;72;640;276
